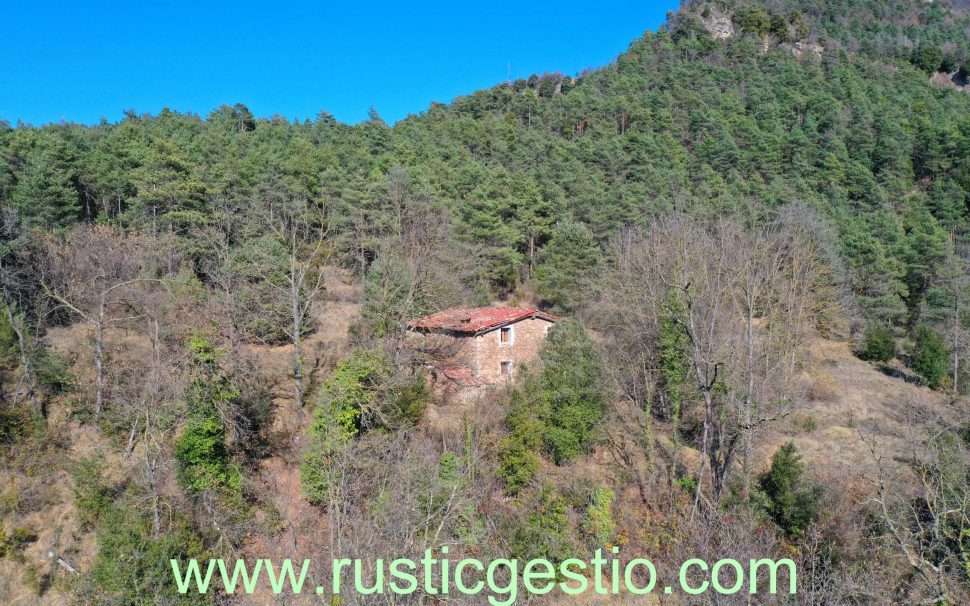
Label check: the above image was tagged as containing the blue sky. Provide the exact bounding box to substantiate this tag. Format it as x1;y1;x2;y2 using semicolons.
1;1;679;126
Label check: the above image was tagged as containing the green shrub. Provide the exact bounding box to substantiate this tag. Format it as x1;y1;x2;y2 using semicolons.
911;325;950;390
498;387;544;494
174;336;241;495
9;526;38;551
543;426;582;464
534;320;606;462
860;325;895;362
498;436;542;496
455;501;486;548
497;321;607;493
734;7;772;35
912;44;944;73
23;562;50;596
175;417;240;494
88;507;211;605
758;442;822;536
582;487;616;548
34;348;75;396
72;455;114;529
382;376;431;429
419;451;469;523
301;349;389;504
675;475;698;496
0;406;29;447
511;487;573;563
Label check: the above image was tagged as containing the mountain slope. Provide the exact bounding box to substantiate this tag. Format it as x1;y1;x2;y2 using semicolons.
2;1;970;605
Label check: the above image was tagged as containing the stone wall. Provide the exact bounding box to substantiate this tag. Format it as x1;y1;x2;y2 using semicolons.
467;317;553;382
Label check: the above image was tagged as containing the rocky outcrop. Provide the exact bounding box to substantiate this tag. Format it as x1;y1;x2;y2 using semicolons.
701;9;734;39
931;69;969;92
791;41;824;60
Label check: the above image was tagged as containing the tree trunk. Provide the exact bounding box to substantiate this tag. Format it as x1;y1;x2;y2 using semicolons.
742;302;755;497
291;270;304;410
147;455;161;538
529;232;536;277
1;284;31;408
94;304;106;426
952;290;960;393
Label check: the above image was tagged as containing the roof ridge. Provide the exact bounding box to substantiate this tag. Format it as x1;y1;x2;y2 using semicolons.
408;305;559;334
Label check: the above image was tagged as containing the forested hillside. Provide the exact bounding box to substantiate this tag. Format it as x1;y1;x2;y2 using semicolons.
2;0;970;604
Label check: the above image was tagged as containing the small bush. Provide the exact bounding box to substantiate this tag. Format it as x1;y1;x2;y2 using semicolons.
860;325;895;362
534;320;606;463
88;507;210;605
22;562;50;596
34;348;75;396
72;455;114;529
0;406;31;447
511;487;574;563
0;486;16;516
497;321;606;494
582;487;616;548
9;527;37;549
543;425;582;464
382;376;431;429
175;417;240;494
498;388;544;494
175;336;242;495
675;475;698;496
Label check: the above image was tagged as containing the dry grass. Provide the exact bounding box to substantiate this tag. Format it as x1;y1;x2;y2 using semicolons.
808;368;841;402
757;337;952;480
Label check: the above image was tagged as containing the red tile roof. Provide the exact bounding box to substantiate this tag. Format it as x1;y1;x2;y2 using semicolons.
434;364;491;386
408;306;559;334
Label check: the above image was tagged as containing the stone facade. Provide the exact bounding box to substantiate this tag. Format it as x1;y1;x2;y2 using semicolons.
456;316;554;383
407;307;558;388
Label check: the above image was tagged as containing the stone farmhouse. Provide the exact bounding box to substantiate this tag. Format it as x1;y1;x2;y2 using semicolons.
407;306;559;388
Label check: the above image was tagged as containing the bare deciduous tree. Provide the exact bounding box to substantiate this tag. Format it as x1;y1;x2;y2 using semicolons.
862;421;970;606
600;209;839;510
260;199;330;410
38;226;162;424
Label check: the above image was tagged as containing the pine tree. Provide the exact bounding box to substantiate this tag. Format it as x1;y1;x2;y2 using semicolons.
758;442;822;536
533;221;602;313
911;325;950;390
11;151;79;229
